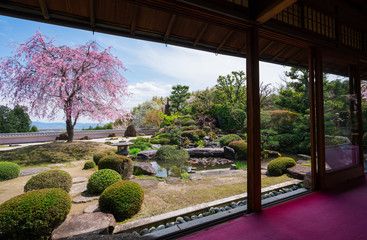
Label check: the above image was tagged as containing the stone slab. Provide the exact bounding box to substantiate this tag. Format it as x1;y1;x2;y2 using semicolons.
52;212;115;239
72;177;88;184
166;177;181;184
186;148;224;157
73;194;99;203
20;167;51;176
132;178;159;187
134;162;157;176
48;163;66;167
137;150;157;160
287;165;311;180
83;202;100;213
71;182;88;195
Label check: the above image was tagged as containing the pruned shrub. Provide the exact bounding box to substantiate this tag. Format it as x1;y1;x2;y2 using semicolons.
219;134;242;146
98;154;133;179
181;130;206;140
181;125;197;131
93;150;115;165
228;141;247;160
0;162;20;181
0;188;71;239
99;181;144;221
124;124;137;137
131;137;152;150
83;161;96;170
24;170;72;193
87;169;122;195
155;145;190;161
325;135;351;146
267;157;296;176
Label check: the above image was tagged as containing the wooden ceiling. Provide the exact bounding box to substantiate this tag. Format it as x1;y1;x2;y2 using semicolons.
0;0;366;77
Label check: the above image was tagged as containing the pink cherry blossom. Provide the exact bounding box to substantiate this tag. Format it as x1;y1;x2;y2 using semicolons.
0;31;131;142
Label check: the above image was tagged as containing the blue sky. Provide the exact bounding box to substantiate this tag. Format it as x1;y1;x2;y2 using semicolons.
0;15;289;123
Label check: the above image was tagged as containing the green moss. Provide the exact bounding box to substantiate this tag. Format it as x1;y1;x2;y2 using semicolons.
155;145;190;161
0;162;20;181
24;170;72;192
219;134;242;146
99;181;144;221
87;169;122;195
0;188;71;240
228;141;247;160
267;157;296;176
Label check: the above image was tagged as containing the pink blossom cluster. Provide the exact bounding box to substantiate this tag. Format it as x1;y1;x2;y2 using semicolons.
0;31;131;126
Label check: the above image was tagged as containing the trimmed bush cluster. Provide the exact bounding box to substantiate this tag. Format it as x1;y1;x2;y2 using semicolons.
83;161;96;169
0;188;71;239
24;170;72;192
131;137;152;150
87;169;122;195
228;141;248;160
98;154;133;180
181;129;206;141
267;157;296;176
325;135;351;146
155;145;190;161
92;149;115;165
0;162;20;181
219;134;242;146
99;181;144;221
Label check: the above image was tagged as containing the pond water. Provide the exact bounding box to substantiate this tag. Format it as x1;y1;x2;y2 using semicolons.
148;157;235;178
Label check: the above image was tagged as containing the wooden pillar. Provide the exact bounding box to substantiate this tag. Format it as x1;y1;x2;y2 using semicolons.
315;49;326;188
354;64;364;168
308;47;317;190
246;26;261;212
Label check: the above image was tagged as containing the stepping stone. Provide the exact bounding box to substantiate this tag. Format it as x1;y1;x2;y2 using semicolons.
47;163;66;167
52;212;115;239
132;178;158;187
73;194;99;203
70;161;85;166
20;167;51;176
188;174;203;181
166;177;181;184
72;177;88;184
70;182;88;195
84;202;100;213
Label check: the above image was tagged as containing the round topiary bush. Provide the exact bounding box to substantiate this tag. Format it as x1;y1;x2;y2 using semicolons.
228;141;248;160
83;161;96;170
155;145;190;161
98;154;133;180
0;188;71;239
267;157;296;176
87;169;122;195
219;134;242;146
0;162;20;181
93;150;115;165
24;170;72;193
99;180;144;221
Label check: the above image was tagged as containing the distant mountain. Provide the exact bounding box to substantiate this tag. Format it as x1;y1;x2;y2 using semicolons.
31;122;104;130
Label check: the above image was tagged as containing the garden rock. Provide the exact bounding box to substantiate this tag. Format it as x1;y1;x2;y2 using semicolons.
303;171;312;189
70;182;88;195
132;178;159;187
267;151;280;158
297;154;311;160
52;212;115;239
286;165;311;180
55;133;68;140
223;146;235;159
20;167;51;176
137;150;157;160
188;174;203;181
186;148;224;157
72;177;88;184
84;202;100;213
80;136;91;140
47;163;66;167
73;193;99;203
204;142;221;148
134;162;156;176
166;177;181;184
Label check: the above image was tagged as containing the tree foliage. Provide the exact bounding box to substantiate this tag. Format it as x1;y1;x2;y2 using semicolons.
0;105;36;133
0;31;129;141
168;85;191;114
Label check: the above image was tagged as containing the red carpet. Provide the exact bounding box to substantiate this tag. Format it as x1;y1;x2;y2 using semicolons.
181;177;367;240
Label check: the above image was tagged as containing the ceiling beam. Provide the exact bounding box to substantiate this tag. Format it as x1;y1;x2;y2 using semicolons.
193;22;208;47
271;45;289;61
38;0;49;20
216;29;234;52
285;48;304;64
259;40;274;55
238;42;247;54
130;5;140;36
89;0;95;29
257;0;297;24
164;14;176;42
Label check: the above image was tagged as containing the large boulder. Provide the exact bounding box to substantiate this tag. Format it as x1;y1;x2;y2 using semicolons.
204;142;221;148
52;213;115;239
303;171;312;189
124;125;137;137
223;146;235;160
134;162;156;176
186;148;224;157
137;150;157;160
286;164;311;180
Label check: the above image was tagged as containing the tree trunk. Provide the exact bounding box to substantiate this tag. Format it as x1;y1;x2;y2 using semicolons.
66;118;74;142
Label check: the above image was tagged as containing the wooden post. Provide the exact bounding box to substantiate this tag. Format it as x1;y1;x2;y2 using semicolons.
246;26;262;212
308;47;317;190
354;64;364;168
315;49;326;188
